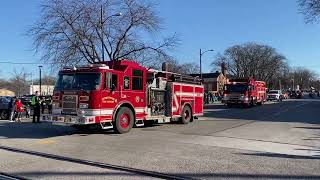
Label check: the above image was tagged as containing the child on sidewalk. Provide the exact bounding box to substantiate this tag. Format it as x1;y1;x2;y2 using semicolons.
15;99;24;122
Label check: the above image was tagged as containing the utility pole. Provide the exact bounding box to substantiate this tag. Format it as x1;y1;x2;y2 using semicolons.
279;79;282;90
292;78;295;90
26;73;34;95
200;49;202;79
38;66;43;95
101;5;104;62
199;49;214;79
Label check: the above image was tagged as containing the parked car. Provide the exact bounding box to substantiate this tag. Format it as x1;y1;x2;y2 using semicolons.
0;96;12;119
288;90;303;99
20;95;33;106
267;90;283;101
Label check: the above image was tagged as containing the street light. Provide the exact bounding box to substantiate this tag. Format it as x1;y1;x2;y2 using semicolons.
38;65;43;95
101;5;122;62
292;78;295;90
200;49;214;79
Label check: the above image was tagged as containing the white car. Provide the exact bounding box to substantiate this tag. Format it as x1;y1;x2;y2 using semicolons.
267;90;283;101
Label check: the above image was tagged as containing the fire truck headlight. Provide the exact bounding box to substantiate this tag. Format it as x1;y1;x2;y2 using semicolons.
223;94;229;100
239;94;245;100
79;103;89;109
78;110;86;116
53;103;60;108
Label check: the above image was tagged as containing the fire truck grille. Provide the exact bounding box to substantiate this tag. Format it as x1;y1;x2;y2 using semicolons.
62;95;77;114
229;94;239;100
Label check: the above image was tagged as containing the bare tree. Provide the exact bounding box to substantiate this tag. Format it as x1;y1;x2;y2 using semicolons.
298;0;320;23
33;74;56;85
212;43;287;84
7;69;30;96
162;59;199;75
291;67;317;89
29;0;178;66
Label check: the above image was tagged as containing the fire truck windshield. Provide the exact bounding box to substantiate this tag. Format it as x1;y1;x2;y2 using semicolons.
225;84;248;92
55;73;102;91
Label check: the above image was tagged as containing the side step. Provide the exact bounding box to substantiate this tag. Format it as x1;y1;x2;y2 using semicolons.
135;120;144;127
100;122;113;130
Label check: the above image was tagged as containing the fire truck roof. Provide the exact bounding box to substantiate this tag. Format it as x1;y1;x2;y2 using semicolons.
60;60;145;73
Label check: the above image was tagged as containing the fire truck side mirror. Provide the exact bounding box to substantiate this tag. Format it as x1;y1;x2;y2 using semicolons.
111;84;116;91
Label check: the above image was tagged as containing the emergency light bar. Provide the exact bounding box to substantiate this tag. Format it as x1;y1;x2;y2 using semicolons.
62;64;109;70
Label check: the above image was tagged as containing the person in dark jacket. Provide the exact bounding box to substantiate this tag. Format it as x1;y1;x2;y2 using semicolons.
8;97;16;122
41;97;46;114
47;97;52;114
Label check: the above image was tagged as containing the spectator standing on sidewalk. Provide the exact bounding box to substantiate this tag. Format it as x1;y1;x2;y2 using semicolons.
31;91;41;123
8;97;16;122
15;99;24;122
25;103;31;118
41;97;46;114
47;97;53;114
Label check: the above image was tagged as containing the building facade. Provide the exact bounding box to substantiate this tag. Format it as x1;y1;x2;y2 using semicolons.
190;63;229;95
30;85;54;95
0;89;15;96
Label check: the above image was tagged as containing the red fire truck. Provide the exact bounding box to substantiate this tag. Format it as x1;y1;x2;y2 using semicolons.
223;78;266;107
48;60;204;133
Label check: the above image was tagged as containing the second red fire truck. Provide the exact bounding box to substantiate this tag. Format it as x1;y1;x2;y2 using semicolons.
223;78;267;107
48;60;204;133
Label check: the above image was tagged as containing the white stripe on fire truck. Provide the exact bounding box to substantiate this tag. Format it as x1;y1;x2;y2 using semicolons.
172;82;203;88
135;108;145;113
172;93;179;112
175;92;203;97
86;108;145;116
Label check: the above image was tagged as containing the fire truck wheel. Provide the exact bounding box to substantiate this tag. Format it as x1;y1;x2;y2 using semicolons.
114;107;134;134
257;100;263;106
181;105;192;124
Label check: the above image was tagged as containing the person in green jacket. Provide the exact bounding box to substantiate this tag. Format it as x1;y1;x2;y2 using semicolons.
31;91;41;123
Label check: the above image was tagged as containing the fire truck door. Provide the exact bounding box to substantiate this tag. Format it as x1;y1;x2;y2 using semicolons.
101;72;119;118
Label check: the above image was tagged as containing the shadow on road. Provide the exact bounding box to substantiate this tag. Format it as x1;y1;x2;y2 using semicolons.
238;152;320;160
0;121;117;139
204;99;320;124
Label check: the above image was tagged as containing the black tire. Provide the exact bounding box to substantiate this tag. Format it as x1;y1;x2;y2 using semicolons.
0;110;9;120
180;105;192;124
226;103;232;108
114;107;134;134
249;98;255;107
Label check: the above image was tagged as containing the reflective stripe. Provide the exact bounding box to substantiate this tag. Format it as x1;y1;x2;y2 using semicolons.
135;108;145;113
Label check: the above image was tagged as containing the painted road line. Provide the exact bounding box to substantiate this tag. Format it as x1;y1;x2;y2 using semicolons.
36;139;56;145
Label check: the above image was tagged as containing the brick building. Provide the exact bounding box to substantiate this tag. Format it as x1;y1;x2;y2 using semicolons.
190;63;229;95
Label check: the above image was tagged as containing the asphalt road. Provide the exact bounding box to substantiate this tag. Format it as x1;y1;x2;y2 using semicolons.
0;98;320;179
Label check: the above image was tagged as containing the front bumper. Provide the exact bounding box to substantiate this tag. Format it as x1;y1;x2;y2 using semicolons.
267;96;279;100
44;114;96;126
224;97;249;104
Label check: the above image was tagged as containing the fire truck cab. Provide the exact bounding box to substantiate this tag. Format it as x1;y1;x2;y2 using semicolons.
49;60;204;133
223;78;266;107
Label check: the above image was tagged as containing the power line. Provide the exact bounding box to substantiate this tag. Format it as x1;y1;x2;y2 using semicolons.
0;61;51;65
